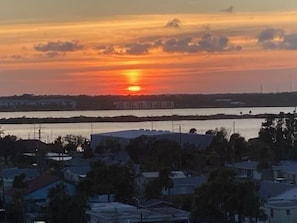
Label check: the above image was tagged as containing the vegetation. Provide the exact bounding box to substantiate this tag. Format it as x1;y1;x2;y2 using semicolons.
144;167;174;200
190;168;265;223
249;113;297;170
47;183;88;223
77;161;134;203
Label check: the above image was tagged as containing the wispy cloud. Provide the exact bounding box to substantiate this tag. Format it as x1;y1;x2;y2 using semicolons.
34;40;83;52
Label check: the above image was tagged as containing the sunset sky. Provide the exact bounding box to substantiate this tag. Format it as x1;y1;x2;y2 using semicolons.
1;0;297;96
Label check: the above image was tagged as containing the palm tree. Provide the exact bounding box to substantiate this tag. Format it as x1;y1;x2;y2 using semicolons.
158;168;174;200
189;128;197;134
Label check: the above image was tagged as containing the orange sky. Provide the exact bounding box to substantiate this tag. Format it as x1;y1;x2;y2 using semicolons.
1;9;297;95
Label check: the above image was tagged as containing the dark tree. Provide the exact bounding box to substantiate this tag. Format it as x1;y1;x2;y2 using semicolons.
126;136;181;171
0;135;17;165
227;133;248;162
144;167;174;200
47;183;88;223
77;161;134;203
191;168;263;223
189;128;197;134
12;173;27;189
205;128;229;166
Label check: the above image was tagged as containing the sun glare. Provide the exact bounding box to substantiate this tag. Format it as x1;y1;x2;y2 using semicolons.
128;85;141;92
124;69;143;94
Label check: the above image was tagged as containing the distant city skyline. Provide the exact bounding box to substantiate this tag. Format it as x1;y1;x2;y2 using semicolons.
0;0;297;95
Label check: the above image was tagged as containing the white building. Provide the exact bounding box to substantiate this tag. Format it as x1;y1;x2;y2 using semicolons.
264;187;297;223
91;129;214;151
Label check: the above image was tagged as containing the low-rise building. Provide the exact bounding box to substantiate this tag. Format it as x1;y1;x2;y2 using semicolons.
87;202;189;223
263;186;297;223
225;160;262;180
91;129;214;151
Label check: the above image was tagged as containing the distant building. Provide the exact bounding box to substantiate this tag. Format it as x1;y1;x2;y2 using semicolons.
114;101;174;110
0;98;76;110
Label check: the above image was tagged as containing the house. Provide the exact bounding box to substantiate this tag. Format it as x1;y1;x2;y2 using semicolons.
259;181;296;202
226;160;262;180
265;200;297;223
272;161;297;184
263;186;297;223
0;167;40;189
227;160;297;183
4;175;75;223
138;199;174;208
86;202;189;223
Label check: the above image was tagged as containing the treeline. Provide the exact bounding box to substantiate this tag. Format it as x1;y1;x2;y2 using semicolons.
1;92;297;111
0;113;288;124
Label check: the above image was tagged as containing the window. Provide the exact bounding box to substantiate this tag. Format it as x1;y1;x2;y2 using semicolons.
270;208;274;218
287;209;291;215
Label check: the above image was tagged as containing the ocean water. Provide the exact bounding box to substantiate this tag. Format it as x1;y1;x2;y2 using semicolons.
0;107;292;142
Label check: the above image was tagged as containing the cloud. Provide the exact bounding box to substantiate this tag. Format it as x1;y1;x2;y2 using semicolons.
261;41;279;49
161;33;242;53
97;43;153;55
165;18;181;28
258;28;297;50
281;34;297;49
257;28;284;42
97;45;122;55
97;33;241;55
162;37;199;53
199;33;228;51
125;43;153;55
34;40;83;52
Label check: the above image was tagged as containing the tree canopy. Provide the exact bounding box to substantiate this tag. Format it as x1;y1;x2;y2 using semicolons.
77;161;134;203
191;168;264;223
47;183;88;223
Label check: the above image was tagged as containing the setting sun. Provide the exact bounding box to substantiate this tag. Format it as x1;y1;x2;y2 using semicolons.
128;85;141;92
123;69;143;93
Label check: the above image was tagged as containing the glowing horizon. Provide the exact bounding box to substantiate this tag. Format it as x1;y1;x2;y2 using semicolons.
1;2;297;95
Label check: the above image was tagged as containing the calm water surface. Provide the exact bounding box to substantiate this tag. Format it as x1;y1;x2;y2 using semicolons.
0;107;293;142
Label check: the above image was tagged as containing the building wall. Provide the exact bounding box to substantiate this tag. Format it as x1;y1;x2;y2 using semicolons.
267;207;297;223
90;131;213;151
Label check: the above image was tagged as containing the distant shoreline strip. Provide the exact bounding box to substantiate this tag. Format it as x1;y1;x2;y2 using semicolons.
0;113;287;124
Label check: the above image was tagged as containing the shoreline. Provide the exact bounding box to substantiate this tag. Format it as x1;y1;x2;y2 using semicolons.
0;113;286;124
